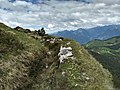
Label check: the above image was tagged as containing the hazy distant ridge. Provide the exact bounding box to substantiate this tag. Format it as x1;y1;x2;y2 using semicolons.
53;24;120;44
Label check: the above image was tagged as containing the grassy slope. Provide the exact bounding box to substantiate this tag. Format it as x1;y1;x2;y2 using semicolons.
84;36;120;89
0;23;113;90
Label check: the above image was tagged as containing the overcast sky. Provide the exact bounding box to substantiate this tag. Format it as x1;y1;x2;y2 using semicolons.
0;0;120;33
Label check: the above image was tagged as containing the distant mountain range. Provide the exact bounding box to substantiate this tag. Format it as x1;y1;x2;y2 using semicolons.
84;36;120;89
53;25;120;44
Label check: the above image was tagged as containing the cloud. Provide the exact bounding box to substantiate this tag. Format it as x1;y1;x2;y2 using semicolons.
0;0;120;33
92;0;120;5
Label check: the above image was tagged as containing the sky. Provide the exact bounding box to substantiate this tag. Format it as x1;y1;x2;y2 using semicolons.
0;0;120;33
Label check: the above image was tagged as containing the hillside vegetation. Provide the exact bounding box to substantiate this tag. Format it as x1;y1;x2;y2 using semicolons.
0;22;113;90
84;36;120;89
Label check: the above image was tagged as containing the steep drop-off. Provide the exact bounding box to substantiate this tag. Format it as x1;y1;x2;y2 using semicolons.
84;36;120;89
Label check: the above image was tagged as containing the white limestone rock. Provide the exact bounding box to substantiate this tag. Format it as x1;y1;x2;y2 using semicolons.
58;46;73;63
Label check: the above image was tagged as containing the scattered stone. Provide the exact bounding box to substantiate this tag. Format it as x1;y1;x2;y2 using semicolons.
67;42;71;45
82;73;86;76
50;38;56;43
62;71;65;76
46;64;48;68
50;41;54;44
86;77;90;80
75;84;78;86
59;39;62;41
47;51;52;55
70;57;76;60
46;39;50;42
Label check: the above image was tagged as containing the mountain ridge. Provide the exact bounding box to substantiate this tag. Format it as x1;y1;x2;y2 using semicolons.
0;22;113;90
53;24;120;44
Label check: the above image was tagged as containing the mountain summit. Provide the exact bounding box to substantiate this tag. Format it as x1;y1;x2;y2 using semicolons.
0;22;113;90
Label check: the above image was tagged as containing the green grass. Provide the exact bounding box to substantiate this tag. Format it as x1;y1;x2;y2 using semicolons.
0;22;114;90
84;36;120;89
